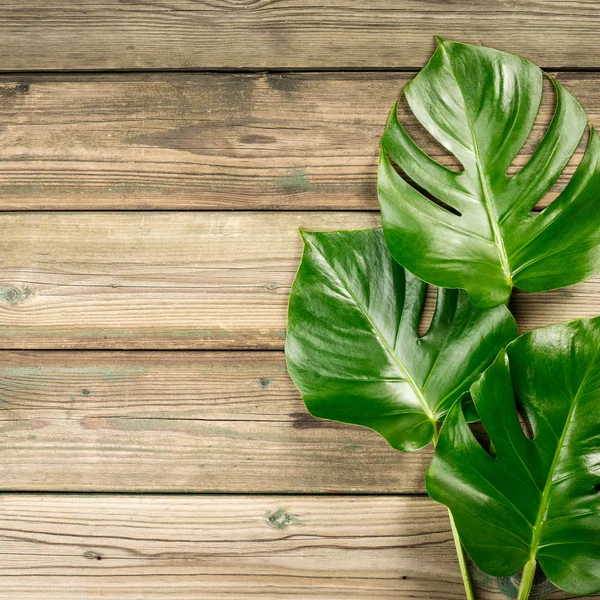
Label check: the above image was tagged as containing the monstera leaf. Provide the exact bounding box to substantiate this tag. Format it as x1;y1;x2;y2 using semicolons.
427;318;600;596
285;228;517;451
379;38;600;308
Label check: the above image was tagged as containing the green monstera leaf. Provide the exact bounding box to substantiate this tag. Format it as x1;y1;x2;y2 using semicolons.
285;227;517;452
427;318;600;596
379;38;600;308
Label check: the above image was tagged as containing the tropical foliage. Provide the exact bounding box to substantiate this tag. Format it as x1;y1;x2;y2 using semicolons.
285;38;600;599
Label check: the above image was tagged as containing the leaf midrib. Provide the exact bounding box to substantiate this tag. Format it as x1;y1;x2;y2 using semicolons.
439;43;513;286
528;344;600;562
305;236;435;422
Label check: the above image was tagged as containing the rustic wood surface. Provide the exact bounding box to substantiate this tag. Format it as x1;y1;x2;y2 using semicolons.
0;211;597;349
0;350;429;493
0;72;594;210
1;2;600;598
1;1;600;71
0;493;586;600
0;493;591;600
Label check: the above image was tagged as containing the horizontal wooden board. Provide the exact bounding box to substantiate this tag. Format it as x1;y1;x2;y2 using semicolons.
0;493;588;599
0;72;595;210
0;350;430;493
1;1;599;71
0;211;598;349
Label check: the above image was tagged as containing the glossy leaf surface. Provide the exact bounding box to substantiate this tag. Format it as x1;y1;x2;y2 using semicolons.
379;38;600;308
427;318;600;595
285;228;517;451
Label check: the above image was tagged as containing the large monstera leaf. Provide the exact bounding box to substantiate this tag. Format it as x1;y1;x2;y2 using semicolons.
379;38;600;308
285;228;517;452
427;318;600;596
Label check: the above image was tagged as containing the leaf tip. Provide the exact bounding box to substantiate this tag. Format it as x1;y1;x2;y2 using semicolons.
298;227;317;245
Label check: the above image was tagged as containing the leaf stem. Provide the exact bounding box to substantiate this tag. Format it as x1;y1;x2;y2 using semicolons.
432;420;439;445
518;557;537;600
448;509;476;600
432;426;474;600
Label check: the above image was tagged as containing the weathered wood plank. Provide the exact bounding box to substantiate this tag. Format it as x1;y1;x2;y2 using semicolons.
0;350;430;493
0;212;598;349
0;493;589;599
1;1;599;71
0;72;595;210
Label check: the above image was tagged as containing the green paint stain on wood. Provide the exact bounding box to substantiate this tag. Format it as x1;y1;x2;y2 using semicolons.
258;377;274;388
263;509;299;529
274;167;347;196
0;366;146;381
85;416;292;442
275;168;312;194
0;286;32;305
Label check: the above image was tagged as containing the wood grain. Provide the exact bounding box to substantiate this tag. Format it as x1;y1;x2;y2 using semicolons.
0;493;590;600
0;211;598;349
3;3;599;598
0;72;595;210
1;1;600;71
0;350;430;493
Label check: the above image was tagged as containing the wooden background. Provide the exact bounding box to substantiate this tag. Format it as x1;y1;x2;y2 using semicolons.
0;2;599;598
